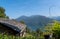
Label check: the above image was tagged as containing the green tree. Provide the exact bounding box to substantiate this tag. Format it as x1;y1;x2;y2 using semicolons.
20;20;25;24
26;27;31;33
44;25;52;35
45;21;60;39
0;7;9;18
52;21;60;39
36;29;43;35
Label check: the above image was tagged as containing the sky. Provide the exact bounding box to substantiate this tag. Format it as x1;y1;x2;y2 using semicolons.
0;0;60;19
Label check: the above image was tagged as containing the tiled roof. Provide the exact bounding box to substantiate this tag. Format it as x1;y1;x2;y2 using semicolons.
0;18;26;32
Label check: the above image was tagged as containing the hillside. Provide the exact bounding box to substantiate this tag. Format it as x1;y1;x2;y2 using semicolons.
16;15;53;30
52;16;60;21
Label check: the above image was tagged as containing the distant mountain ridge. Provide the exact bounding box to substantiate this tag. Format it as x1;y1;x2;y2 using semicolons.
16;15;53;31
52;16;60;21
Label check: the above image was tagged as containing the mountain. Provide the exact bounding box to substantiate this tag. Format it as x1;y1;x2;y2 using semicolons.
16;15;53;31
52;16;60;21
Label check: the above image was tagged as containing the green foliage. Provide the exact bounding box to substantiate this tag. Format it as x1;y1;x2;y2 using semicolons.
0;7;9;18
52;21;60;38
26;27;31;34
36;28;43;36
0;34;44;39
20;20;25;24
44;20;60;39
44;25;52;35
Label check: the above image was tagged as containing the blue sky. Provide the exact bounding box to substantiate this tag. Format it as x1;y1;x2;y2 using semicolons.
0;0;60;19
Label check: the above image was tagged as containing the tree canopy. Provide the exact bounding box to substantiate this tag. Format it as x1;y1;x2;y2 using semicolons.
0;7;9;18
52;21;60;38
44;21;60;39
20;20;25;24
